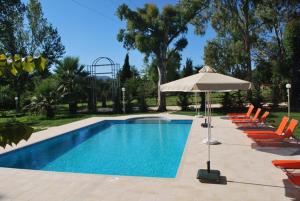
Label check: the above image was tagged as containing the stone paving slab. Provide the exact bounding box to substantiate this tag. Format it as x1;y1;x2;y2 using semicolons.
0;114;300;201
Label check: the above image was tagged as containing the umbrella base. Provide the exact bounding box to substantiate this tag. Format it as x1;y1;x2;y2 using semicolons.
197;169;221;183
194;114;204;118
202;138;221;145
201;122;208;127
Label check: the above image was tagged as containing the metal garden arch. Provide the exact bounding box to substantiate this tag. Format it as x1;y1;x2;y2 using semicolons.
86;57;120;112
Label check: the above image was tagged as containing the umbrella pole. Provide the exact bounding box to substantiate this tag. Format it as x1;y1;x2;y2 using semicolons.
194;92;198;116
197;91;221;183
197;92;200;116
205;92;207;122
194;92;202;118
207;91;211;172
196;92;200;117
201;92;208;127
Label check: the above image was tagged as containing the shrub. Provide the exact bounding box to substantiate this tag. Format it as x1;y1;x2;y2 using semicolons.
24;77;58;118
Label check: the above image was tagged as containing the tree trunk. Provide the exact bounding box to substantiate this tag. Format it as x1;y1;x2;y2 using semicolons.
200;92;205;111
157;58;167;112
46;106;55;118
271;79;279;110
243;1;252;102
16;93;20;114
101;95;107;107
88;90;95;113
69;102;77;114
291;66;300;108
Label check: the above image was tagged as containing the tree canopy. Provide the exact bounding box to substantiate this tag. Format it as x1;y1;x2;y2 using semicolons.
284;17;300;107
116;1;210;111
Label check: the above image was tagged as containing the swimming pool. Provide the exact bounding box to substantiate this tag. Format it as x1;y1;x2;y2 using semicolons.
0;119;192;178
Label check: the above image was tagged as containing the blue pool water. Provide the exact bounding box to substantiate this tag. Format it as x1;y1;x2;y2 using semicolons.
0;119;192;178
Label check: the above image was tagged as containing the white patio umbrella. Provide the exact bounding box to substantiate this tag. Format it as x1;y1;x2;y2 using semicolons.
160;65;251;92
160;65;252;182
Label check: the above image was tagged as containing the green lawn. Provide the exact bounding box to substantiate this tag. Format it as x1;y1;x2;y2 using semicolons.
173;110;227;116
267;112;300;139
0;114;97;131
173;110;300;139
0;111;159;132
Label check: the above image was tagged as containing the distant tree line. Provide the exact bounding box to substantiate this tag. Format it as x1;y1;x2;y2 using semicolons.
204;0;300;109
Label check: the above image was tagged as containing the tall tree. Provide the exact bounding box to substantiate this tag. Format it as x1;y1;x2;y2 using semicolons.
255;0;299;65
120;53;133;85
284;17;300;108
182;58;194;77
116;2;209;111
254;0;300;108
211;0;260;82
166;51;181;82
27;0;65;74
0;0;27;55
178;58;194;111
204;39;232;74
0;0;64;109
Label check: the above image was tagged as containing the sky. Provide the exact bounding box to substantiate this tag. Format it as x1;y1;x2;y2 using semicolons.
28;0;216;71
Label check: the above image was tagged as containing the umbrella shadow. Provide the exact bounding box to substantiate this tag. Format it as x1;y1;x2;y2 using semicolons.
198;176;228;185
227;179;300;200
251;142;300;156
227;179;285;188
236;127;275;131
222;142;252;147
226;178;300;200
0;194;6;201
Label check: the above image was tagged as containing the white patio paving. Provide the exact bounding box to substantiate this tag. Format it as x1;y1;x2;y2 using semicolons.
0;114;300;201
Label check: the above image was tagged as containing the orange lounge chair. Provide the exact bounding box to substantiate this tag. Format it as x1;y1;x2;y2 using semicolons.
272;160;300;169
227;105;254;117
232;108;261;123
236;111;269;128
272;161;300;187
243;116;289;135
247;119;298;140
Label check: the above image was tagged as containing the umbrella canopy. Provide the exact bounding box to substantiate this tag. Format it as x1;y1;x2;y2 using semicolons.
160;65;252;92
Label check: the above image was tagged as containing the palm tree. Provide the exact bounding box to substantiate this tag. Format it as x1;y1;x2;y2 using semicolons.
55;57;87;114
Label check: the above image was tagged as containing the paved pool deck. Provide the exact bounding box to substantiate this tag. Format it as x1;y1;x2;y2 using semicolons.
0;114;300;201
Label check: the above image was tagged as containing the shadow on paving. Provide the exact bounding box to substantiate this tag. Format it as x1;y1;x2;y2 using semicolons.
236;127;275;131
227;178;300;200
283;179;300;200
0;194;7;201
227;179;285;188
250;142;300;156
198;176;228;185
221;142;252;147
